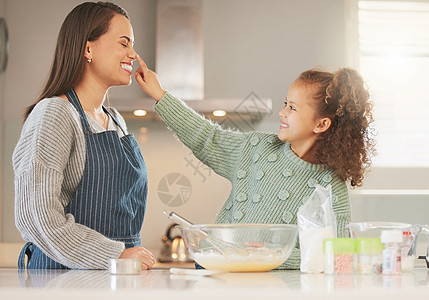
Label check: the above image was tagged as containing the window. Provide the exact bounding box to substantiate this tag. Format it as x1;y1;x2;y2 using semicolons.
358;0;429;166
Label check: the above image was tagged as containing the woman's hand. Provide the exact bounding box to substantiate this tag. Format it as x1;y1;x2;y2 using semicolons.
119;246;157;270
135;55;166;102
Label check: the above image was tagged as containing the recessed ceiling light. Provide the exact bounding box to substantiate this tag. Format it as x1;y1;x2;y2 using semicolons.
212;110;226;117
133;109;147;117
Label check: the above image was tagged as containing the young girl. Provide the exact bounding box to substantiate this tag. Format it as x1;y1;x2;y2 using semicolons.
135;57;375;269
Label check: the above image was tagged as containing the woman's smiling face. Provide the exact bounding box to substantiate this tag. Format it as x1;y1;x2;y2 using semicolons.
85;14;137;88
278;79;320;151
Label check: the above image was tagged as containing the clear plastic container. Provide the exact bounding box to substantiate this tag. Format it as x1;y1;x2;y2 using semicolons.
355;238;383;274
323;238;355;274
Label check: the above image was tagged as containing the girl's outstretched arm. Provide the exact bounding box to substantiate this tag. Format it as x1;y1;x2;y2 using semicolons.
134;55;248;180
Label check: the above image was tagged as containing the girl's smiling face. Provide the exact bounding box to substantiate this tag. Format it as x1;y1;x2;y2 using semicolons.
278;79;326;158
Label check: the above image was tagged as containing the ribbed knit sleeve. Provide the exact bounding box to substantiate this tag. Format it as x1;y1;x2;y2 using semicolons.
13;98;125;269
154;92;248;180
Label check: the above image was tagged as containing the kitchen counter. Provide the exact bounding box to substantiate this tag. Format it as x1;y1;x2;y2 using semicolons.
1;265;429;300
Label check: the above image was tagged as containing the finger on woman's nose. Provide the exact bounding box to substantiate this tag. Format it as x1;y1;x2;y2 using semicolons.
129;48;138;60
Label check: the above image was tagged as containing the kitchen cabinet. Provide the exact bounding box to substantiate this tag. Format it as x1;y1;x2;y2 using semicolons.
1;264;429;300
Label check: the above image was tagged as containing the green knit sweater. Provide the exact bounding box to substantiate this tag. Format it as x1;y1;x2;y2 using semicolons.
155;92;351;270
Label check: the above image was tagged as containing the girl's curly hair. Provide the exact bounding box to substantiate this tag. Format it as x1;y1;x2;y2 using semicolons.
298;68;376;187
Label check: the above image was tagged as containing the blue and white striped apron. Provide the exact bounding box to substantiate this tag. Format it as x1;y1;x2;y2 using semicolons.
18;88;148;269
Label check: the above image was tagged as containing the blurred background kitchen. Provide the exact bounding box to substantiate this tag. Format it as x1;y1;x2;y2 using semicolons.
0;0;428;267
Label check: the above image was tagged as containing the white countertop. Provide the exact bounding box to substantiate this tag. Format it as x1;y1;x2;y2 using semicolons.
1;266;429;300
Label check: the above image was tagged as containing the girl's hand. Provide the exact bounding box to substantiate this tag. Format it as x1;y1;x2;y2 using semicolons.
135;55;166;102
118;246;157;270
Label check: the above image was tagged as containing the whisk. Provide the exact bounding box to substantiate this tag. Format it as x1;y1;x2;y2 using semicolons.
163;210;249;256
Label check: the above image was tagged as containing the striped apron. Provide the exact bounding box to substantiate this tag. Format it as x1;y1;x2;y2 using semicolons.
18;88;148;269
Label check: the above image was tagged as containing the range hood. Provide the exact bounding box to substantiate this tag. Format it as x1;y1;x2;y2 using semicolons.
117;0;271;120
156;0;204;101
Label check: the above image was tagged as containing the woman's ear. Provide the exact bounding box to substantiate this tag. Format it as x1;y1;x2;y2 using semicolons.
314;117;331;133
84;41;92;61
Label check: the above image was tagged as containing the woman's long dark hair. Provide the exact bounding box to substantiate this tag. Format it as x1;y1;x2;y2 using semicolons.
24;1;129;121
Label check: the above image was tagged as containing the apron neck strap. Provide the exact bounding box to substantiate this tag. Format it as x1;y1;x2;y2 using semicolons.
65;89;127;135
103;107;127;136
65;89;91;132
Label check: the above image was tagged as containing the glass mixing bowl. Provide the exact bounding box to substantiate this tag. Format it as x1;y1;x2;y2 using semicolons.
181;224;298;272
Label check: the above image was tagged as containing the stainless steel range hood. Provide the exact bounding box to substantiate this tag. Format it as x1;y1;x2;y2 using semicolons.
156;0;204;101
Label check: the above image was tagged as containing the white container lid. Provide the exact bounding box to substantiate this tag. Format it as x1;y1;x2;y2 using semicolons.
380;230;403;243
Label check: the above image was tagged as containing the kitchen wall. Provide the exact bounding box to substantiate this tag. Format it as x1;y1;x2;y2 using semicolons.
1;0;427;262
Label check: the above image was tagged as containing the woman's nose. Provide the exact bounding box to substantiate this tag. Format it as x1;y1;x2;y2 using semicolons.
129;47;137;60
279;107;287;118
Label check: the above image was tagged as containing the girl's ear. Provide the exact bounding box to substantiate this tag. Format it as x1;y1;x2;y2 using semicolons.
314;117;331;133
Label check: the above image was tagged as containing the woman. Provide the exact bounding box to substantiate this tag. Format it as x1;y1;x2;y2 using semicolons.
134;57;375;269
13;2;156;269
